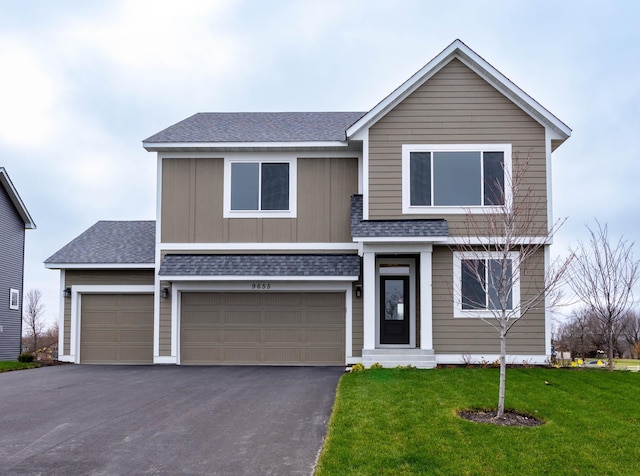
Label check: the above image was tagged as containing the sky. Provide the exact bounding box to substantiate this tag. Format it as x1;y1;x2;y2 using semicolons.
1;0;639;327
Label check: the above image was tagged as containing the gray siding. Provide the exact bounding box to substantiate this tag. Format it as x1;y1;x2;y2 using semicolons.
368;59;548;236
0;185;25;360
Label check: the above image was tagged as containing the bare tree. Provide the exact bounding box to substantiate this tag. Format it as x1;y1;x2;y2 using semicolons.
621;311;640;359
556;308;594;358
568;222;639;370
22;289;46;354
456;156;573;418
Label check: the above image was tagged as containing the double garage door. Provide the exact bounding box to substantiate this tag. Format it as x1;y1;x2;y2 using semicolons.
180;292;345;365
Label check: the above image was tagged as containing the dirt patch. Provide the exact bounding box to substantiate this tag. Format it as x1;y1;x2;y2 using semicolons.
457;409;544;427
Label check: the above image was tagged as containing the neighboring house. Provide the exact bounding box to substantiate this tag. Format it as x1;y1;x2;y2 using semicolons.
0;168;36;360
45;40;571;367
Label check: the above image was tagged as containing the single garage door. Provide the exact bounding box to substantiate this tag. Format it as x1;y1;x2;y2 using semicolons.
181;292;345;365
80;294;154;364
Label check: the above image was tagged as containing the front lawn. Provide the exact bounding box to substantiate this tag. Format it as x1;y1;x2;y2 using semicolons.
0;361;39;372
315;368;640;475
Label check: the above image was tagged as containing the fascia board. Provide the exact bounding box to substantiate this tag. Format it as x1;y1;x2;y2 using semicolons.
346;39;571;142
0;168;36;229
143;140;350;152
352;237;447;244
44;263;155;270
160;275;358;282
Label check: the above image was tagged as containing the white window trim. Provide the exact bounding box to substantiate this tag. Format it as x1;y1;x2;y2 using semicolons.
9;288;19;310
223;156;297;218
402;143;512;215
453;251;520;318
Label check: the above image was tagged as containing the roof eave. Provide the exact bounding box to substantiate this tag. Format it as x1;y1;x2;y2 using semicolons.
44;263;155;270
0;168;36;229
143;140;354;153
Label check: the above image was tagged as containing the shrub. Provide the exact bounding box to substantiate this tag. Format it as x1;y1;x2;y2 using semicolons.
370;362;383;369
18;353;34;363
349;363;365;372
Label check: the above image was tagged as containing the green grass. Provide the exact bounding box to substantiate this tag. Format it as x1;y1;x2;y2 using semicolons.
0;360;39;372
315;368;640;475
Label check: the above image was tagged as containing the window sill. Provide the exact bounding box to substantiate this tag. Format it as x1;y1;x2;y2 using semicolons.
223;210;296;219
403;205;505;215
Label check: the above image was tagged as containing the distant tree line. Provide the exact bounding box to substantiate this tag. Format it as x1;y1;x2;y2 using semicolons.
555;308;640;359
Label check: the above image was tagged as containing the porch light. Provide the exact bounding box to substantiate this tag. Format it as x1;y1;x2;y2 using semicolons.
161;287;170;299
63;287;71;298
355;285;362;298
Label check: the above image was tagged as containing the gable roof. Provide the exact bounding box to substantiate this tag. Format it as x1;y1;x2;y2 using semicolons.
44;220;155;268
0;167;36;229
158;254;360;279
143;112;365;150
346;39;572;147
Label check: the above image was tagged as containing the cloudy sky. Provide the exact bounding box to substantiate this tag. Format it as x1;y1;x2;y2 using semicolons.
2;0;639;326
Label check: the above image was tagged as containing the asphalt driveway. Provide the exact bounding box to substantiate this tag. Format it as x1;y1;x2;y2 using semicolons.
0;365;343;475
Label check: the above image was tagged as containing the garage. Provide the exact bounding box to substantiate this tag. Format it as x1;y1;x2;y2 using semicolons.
180;292;345;365
80;293;154;364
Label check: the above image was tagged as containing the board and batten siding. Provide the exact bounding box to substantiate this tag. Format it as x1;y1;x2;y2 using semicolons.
0;185;25;360
368;58;548;236
63;270;155;355
431;246;546;356
160;157;359;244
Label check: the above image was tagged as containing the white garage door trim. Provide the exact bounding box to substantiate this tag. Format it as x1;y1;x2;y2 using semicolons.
69;285;154;364
169;281;352;365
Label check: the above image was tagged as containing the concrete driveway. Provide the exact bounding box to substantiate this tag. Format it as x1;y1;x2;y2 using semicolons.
0;365;343;475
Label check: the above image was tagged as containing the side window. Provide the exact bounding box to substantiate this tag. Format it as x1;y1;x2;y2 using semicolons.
453;252;519;318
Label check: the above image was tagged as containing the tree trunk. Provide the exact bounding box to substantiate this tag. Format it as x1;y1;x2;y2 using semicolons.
497;330;506;418
608;327;615;371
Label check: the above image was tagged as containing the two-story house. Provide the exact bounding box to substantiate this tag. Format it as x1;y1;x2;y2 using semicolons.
46;40;570;367
1;167;36;360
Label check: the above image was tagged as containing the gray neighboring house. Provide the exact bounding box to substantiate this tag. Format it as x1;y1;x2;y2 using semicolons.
0;168;36;360
46;40;571;367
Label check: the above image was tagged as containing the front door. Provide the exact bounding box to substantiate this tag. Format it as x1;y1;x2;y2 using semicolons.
380;275;410;345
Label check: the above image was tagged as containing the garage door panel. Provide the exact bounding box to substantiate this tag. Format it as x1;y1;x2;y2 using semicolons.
182;329;221;343
225;310;261;325
264;311;301;326
223;329;261;343
81;294;153;364
181;292;345;365
225;293;260;306
264;329;303;343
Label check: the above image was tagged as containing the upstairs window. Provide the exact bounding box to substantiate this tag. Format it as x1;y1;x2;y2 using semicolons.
224;158;296;218
402;144;511;214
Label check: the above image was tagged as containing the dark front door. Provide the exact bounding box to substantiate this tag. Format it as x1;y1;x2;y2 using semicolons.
380;276;410;345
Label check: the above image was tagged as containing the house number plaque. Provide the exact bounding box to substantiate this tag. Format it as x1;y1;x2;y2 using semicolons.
251;283;272;290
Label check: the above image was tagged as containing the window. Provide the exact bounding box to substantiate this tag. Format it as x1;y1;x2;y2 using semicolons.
453;252;520;318
9;289;19;310
224;158;297;218
402;144;511;214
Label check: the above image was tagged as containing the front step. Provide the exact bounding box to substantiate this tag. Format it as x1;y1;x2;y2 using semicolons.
361;349;437;369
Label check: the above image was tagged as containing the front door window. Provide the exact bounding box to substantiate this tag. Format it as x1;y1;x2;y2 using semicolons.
380;276;410;344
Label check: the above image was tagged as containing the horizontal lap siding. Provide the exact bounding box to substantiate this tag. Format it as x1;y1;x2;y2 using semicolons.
161;157;358;243
0;185;25;360
431;246;546;355
63;270;154;355
368;59;547;236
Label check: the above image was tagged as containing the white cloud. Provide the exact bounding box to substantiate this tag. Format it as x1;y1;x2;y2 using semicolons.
0;37;63;149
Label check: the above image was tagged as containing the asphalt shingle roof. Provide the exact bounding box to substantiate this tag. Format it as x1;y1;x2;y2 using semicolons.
159;254;360;277
143;112;366;143
45;221;155;265
350;195;448;238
